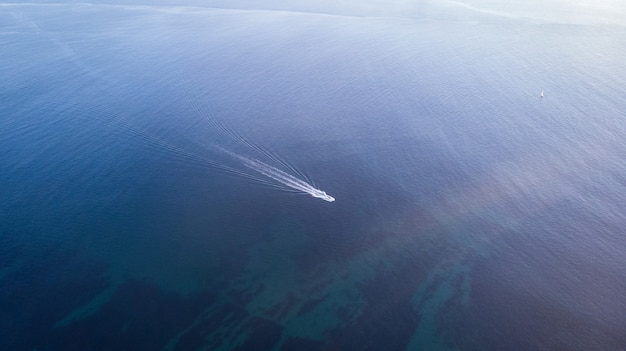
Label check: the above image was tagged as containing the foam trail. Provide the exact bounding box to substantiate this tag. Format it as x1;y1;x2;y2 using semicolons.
216;146;335;202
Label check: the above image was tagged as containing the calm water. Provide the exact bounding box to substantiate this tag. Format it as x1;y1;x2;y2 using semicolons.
1;3;626;350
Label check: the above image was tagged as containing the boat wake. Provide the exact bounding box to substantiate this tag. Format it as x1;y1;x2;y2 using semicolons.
184;87;335;203
215;146;335;202
81;94;334;203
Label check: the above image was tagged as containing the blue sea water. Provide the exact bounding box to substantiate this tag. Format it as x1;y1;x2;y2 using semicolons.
1;2;626;350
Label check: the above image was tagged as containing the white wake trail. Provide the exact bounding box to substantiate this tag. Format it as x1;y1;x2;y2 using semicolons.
216;146;335;202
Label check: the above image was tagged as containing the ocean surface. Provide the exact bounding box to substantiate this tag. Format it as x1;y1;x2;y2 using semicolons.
1;2;626;350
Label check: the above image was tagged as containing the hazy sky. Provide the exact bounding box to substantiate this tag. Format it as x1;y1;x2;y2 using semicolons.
451;0;626;25
105;0;626;25
13;0;626;25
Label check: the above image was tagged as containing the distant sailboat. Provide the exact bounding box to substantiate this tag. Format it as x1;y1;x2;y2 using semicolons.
540;90;544;98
